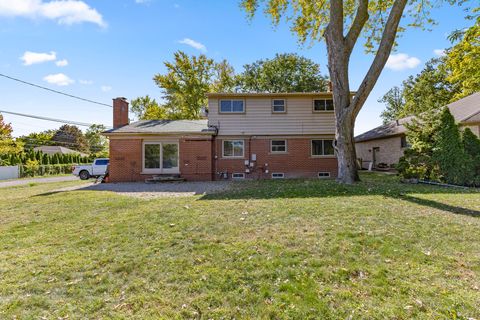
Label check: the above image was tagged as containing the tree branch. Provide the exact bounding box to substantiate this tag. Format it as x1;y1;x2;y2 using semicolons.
326;0;344;41
345;0;369;54
352;0;408;117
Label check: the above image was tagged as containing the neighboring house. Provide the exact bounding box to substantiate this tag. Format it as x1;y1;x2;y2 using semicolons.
33;146;89;158
355;92;480;169
103;93;339;182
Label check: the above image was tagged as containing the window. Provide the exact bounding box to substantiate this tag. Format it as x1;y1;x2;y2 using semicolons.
220;100;244;113
232;173;245;179
144;144;161;169
223;140;244;157
272;173;285;179
311;140;335;156
313;99;334;111
143;142;179;173
318;172;331;178
95;159;109;165
400;136;410;148
271;140;287;153
272;99;286;113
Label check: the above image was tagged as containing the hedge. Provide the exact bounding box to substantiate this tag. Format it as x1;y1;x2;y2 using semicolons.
20;164;74;178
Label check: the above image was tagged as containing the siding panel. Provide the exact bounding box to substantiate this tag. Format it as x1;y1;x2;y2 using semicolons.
208;97;335;135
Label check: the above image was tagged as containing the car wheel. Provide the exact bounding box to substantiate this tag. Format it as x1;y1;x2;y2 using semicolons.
79;170;90;180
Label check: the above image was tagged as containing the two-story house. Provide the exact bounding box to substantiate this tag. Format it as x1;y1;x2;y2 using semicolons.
103;93;338;182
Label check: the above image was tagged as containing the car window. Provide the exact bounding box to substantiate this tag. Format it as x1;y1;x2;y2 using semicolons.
95;159;109;165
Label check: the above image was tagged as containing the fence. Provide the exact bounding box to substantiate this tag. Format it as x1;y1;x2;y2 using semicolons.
0;165;20;180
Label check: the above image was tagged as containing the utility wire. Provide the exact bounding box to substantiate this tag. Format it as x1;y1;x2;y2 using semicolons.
0;73;112;108
0;109;111;128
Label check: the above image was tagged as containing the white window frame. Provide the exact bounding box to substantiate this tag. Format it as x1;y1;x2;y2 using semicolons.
271;99;286;113
222;140;245;158
270;139;287;153
313;99;334;112
232;173;245;179
219;99;245;113
142;141;180;174
272;173;285;179
318;172;331;178
311;139;335;157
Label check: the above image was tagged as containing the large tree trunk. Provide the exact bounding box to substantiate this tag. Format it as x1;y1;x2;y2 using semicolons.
324;0;407;184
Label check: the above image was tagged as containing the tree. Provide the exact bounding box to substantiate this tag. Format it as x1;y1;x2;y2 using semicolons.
379;86;404;124
85;124;109;156
237;53;327;92
432;108;472;185
0;113;23;155
462;128;480;180
18;129;56;149
444;15;480;100
134;51;236;120
242;0;466;183
51;125;89;153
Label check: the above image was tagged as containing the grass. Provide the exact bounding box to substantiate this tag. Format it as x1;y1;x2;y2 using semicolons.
0;173;479;319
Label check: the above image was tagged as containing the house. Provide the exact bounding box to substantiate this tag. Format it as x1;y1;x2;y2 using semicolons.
355;92;480;169
103;93;338;182
33;145;89;158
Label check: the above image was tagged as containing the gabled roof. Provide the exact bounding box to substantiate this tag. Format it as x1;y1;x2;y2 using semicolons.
103;119;215;135
33;146;88;157
355;116;413;143
447;92;480;123
355;92;480;143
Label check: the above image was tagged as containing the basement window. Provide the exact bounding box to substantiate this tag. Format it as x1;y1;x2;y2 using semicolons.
318;172;331;178
232;173;245;179
272;173;285;179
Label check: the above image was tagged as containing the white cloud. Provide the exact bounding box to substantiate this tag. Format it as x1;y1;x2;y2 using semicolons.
385;53;421;71
79;79;93;85
20;50;56;65
178;38;207;52
55;59;68;67
43;73;74;86
433;49;446;57
0;0;106;27
101;85;112;92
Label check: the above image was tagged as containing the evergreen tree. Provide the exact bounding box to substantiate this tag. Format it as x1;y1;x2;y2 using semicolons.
462;128;480;181
432;108;472;185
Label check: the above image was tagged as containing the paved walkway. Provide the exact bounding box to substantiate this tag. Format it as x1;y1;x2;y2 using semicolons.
0;175;78;188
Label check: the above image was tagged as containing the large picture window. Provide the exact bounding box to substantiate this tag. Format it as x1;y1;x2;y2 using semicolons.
313;99;334;111
223;140;244;157
311;139;335;156
220;100;245;113
143;142;179;173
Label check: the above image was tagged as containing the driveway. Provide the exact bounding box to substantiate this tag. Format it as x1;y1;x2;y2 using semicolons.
0;175;79;188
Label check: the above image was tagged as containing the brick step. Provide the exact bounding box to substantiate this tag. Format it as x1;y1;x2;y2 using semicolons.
145;174;185;183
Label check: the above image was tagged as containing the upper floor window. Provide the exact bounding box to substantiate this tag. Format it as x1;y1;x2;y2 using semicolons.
311;139;335;156
223;140;244;157
401;136;411;148
220;100;244;113
313;99;334;112
272;99;286;113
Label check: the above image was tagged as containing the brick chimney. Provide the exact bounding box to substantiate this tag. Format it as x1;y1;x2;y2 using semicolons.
113;97;129;128
327;81;333;92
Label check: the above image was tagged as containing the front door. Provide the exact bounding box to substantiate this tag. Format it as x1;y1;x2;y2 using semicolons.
143;142;179;174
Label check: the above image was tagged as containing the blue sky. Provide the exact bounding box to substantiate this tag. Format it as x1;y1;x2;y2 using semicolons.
0;0;474;137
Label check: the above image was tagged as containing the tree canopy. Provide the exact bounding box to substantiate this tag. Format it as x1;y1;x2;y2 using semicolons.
237;53;327;92
0;113;23;155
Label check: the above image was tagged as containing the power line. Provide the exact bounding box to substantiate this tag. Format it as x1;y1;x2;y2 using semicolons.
0;73;112;108
0;109;111;128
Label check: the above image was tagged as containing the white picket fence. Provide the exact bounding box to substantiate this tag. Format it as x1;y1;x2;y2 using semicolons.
0;165;20;180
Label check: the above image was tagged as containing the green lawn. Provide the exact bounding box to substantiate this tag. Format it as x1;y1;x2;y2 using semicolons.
1;173;479;319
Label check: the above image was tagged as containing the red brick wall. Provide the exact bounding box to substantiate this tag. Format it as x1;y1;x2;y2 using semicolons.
108;136;338;182
214;137;338;180
179;138;214;181
109;139;144;182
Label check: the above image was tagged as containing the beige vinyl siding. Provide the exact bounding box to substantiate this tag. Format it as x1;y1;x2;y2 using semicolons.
208;97;335;135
